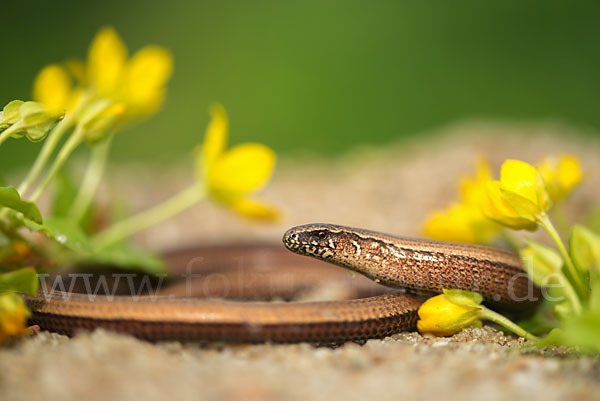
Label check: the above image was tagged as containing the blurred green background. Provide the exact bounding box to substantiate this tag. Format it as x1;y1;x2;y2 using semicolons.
2;0;600;172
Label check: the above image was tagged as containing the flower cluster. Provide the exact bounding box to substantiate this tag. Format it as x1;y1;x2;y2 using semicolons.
0;27;281;343
34;27;172;132
420;155;600;353
423;159;500;244
424;155;582;243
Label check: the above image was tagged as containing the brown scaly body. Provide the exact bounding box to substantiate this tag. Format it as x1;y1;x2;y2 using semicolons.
25;224;539;343
26;291;420;343
283;224;539;308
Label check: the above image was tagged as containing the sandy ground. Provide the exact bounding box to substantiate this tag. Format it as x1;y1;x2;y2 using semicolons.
2;120;600;401
2;327;599;401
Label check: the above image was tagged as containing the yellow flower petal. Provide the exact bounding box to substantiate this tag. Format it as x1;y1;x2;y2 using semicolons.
480;159;551;230
538;155;583;202
63;58;87;86
87;26;128;97
32;64;73;115
500;160;540;205
202;103;229;170
423;203;496;244
210;143;276;194
124;45;173;116
227;198;281;221
557;155;582;191
416;319;456;337
482;181;538;230
460;158;492;208
499;187;544;221
417;294;479;337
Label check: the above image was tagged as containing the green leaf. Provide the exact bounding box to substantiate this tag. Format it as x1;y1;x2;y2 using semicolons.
86;244;166;275
519;240;563;287
51;172;78;218
528;309;600;354
24;216;91;253
561;309;600;353
526;328;567;348
570;225;600;274
442;289;483;306
0;186;42;224
0;267;38;296
50;172;96;233
589;277;600;313
43;217;91;252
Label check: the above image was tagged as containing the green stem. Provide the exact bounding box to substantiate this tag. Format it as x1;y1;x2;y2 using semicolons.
551;203;570;239
537;213;586;297
0;123;22;147
29;124;86;203
68;135;113;222
91;185;205;250
17;113;75;197
480;306;539;341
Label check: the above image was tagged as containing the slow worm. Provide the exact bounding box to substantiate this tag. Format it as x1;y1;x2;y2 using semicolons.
25;224;538;343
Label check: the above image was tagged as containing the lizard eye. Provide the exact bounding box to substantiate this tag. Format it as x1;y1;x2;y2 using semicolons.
317;231;327;239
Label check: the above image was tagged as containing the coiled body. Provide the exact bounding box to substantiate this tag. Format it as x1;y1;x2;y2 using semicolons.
25;224;538;343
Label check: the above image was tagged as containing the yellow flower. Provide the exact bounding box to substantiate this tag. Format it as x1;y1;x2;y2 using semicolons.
87;27;173;119
417;292;482;336
197;103;280;221
32;65;80;116
424;204;494;244
87;26;128;99
33;26;172;122
459;158;493;206
536;154;583;202
423;159;499;244
417;290;539;341
0;293;30;345
482;160;550;230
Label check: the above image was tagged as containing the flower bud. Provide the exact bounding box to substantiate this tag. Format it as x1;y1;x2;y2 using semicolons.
417;291;483;336
0;293;30;345
5;101;61;142
0;100;24;130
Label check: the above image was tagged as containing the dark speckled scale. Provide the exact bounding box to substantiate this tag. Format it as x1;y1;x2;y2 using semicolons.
283;223;540;309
